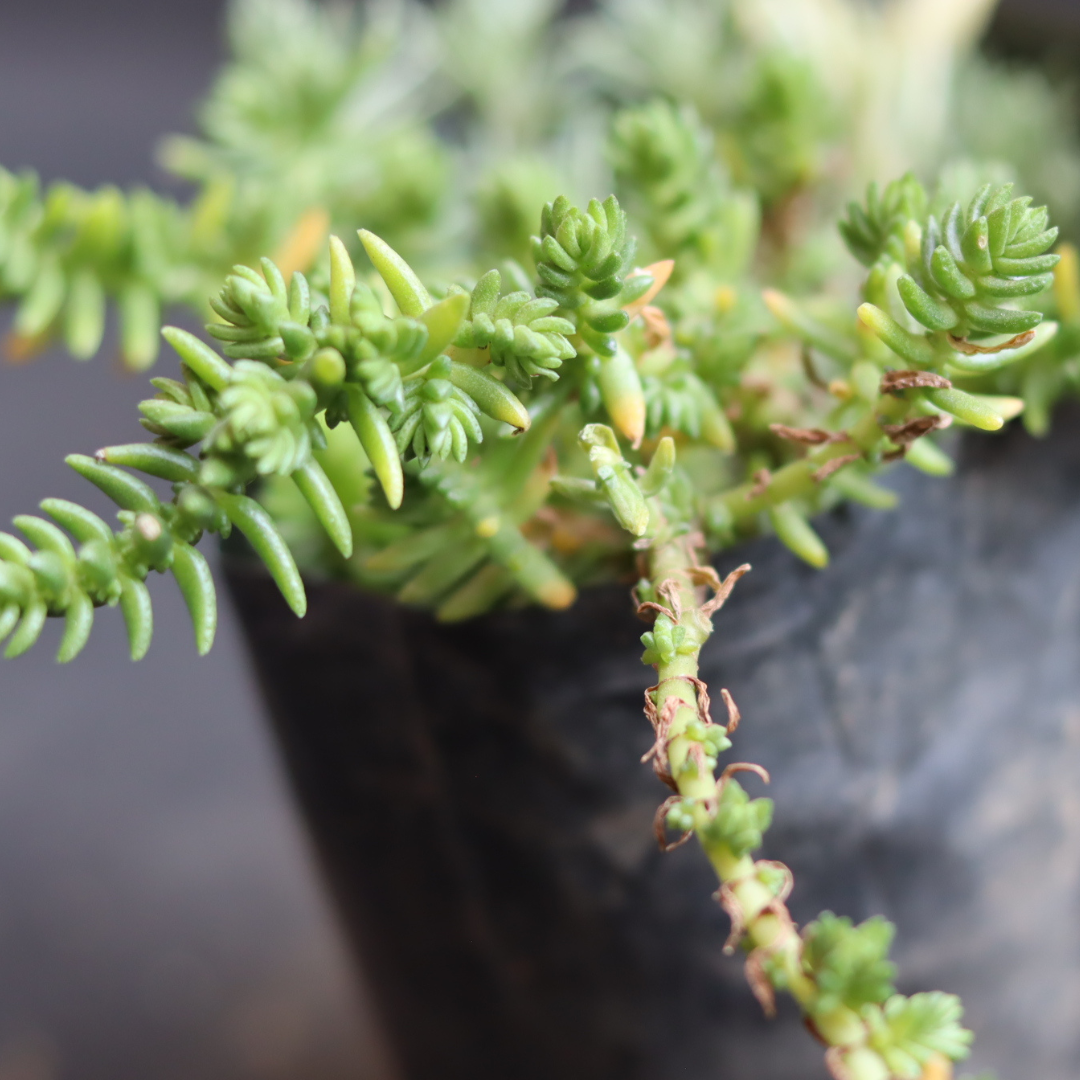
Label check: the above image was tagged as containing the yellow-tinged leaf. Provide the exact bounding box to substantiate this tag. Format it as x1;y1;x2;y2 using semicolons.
624;259;674;319
971;394;1024;421
920;1053;952;1080
4;330;48;364
598;346;645;447
417;293;470;365
447;344;490;368
273;207;330;281
536;577;576;610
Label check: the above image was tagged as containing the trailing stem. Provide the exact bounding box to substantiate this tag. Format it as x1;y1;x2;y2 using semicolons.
639;531;971;1080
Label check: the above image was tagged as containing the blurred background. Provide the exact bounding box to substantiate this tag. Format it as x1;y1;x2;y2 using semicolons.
0;0;1078;1077
0;3;394;1079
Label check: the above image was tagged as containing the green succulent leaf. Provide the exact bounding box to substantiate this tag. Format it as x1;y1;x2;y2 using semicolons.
213;360;320;477
532;194;636;355
452;272;576;389
864;993;974;1077
698;779;773;859
801;913;897;1015
579;423;649;536
839;173;928;269
391;375;483;465
610;98;759;276
643;365;731;447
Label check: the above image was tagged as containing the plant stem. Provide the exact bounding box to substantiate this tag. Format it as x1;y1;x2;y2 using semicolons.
642;530;935;1080
646;536;813;994
718;398;908;525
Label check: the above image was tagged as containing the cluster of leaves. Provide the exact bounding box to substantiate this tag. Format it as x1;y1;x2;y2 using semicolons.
0;169;206;370
843;179;1059;340
159;0;448;260
0;195;664;657
696;779;773;857
609;99;759;280
6;0;1079;366
801;912;898;1018
0;319;334;662
449;268;576;388
865;994;975;1080
7;157;1073;666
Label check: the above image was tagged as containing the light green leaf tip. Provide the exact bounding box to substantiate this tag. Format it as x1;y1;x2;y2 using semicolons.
358;229;432;316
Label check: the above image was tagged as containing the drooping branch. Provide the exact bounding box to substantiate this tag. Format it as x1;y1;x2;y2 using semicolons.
637;533;973;1080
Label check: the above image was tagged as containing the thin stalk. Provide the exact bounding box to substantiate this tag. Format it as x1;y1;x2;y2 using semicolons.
719;397;908;525
642;530;945;1080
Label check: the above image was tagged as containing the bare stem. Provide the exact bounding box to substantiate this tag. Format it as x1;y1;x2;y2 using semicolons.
640;531;958;1080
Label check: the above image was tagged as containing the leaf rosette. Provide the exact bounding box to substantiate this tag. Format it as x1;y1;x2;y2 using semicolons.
391;358;484;464
451;269;576;389
897;182;1059;339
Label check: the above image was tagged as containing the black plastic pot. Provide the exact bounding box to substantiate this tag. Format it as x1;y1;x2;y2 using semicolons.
225;406;1080;1080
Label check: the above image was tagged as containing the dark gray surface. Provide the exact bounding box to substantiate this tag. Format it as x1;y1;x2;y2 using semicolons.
0;5;389;1079
989;0;1080;56
705;415;1080;1080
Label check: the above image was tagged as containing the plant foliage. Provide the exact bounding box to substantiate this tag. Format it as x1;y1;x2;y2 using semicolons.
4;1;1079;1077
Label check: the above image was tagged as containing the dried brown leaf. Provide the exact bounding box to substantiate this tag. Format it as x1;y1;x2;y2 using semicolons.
720;761;771;787
701;563;751;618
880;369;951;393
812;453;861;482
748;469;772;499
769;423;847;445
881;415;944;446
653;795;693;852
720;688;741;733
948;329;1034;355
